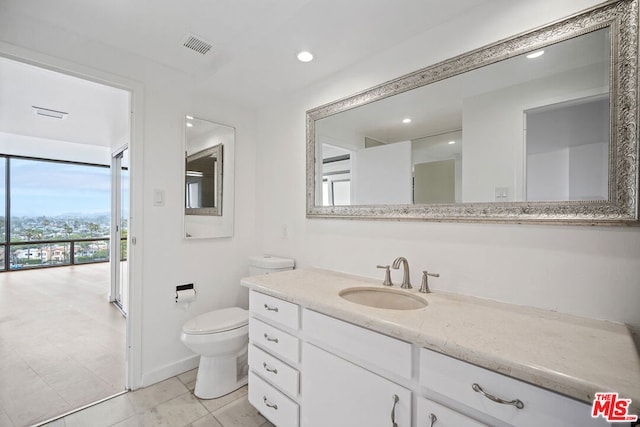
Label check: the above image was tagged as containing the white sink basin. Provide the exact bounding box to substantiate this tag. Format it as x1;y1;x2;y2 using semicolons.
339;287;428;310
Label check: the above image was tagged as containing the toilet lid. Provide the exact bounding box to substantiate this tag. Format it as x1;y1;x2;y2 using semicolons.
183;307;248;335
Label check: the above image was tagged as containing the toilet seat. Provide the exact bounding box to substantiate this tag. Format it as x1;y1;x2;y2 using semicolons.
183;307;248;335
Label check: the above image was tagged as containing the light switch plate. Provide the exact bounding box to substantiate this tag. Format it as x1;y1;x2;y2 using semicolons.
153;189;165;206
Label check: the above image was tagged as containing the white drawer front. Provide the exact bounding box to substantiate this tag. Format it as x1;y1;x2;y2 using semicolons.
419;348;609;427
249;344;299;398
249;317;300;364
250;291;300;330
249;371;299;427
417;396;488;427
303;309;412;379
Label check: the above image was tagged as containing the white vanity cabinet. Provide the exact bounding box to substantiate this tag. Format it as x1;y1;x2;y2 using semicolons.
243;270;639;427
248;291;301;427
247;289;622;427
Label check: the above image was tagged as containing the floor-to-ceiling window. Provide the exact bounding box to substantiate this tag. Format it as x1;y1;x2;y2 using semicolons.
1;155;111;271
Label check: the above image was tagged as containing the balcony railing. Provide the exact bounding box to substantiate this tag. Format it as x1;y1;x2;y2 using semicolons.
0;237;127;271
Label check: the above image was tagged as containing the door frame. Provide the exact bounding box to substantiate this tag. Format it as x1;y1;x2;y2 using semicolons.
110;144;128;311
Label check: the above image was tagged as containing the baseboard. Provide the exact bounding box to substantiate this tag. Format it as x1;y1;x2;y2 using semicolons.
140;354;199;388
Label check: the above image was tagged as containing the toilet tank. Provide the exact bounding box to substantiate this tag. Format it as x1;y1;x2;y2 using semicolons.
248;255;294;276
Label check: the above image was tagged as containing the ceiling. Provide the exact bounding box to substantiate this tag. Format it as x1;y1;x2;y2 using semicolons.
0;56;130;148
0;0;490;110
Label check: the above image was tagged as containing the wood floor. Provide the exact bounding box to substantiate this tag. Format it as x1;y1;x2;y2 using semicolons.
0;263;126;427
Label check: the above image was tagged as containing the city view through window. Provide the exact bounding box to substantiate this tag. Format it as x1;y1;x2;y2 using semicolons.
0;156;126;271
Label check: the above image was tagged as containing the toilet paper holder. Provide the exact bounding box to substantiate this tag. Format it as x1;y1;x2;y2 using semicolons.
176;283;196;303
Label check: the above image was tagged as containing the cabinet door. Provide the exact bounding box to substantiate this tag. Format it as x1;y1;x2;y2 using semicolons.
302;343;411;427
417;397;488;427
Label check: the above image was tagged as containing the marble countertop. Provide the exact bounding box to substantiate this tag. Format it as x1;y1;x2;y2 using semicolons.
241;268;640;413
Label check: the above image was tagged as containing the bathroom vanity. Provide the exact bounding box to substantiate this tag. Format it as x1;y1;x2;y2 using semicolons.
241;268;640;426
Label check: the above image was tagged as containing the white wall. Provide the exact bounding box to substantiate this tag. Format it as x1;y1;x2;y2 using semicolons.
569;142;608;200
0;13;259;387
527;148;570;201
527;143;608;201
352;141;412;205
255;0;640;338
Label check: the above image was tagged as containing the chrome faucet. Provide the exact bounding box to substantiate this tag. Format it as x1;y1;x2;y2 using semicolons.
392;257;411;289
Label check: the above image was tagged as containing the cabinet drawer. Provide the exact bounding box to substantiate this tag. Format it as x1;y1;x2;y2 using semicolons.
250;291;300;330
249;344;299;398
249;371;299;427
417;396;488;427
419;348;609;427
303;309;412;379
249;317;300;364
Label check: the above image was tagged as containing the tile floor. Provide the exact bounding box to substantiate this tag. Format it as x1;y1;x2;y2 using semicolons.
0;264;126;426
41;369;275;427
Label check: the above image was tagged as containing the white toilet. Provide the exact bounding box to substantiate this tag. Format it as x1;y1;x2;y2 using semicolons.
180;255;294;399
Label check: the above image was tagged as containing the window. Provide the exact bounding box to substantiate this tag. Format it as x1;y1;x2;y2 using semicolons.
1;156;111;270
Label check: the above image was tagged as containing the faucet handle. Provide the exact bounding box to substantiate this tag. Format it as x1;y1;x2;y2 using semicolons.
420;270;439;293
376;265;393;286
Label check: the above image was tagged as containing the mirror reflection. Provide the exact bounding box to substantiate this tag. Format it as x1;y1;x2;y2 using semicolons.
315;27;610;206
185;117;229;215
184;116;235;239
186;144;223;215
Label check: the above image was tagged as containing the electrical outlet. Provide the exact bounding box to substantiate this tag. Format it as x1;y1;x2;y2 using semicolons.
494;187;508;202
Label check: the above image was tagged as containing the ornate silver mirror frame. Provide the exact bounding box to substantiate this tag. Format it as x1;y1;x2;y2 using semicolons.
306;0;639;225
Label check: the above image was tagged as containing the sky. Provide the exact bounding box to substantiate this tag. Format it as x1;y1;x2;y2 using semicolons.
2;158;127;217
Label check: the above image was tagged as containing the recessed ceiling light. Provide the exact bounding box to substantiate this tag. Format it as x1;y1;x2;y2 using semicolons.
402;118;412;124
526;50;545;59
297;51;314;63
186;122;193;128
186;115;194;120
448;140;456;145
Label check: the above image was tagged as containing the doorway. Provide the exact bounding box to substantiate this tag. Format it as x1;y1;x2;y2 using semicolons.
0;55;134;426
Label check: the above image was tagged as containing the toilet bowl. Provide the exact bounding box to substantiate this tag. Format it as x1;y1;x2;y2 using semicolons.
180;307;249;399
181;255;294;399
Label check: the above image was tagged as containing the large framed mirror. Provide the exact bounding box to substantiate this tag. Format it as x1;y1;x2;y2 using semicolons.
184;116;235;238
306;0;639;225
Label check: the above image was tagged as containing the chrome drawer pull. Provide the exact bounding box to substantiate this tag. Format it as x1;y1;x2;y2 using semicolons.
391;394;399;427
263;333;279;343
472;383;524;409
429;413;438;426
263;362;278;374
263;396;278;410
263;303;279;312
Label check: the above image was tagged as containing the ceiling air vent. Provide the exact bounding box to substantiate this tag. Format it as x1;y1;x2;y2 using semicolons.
182;34;213;55
32;106;68;119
